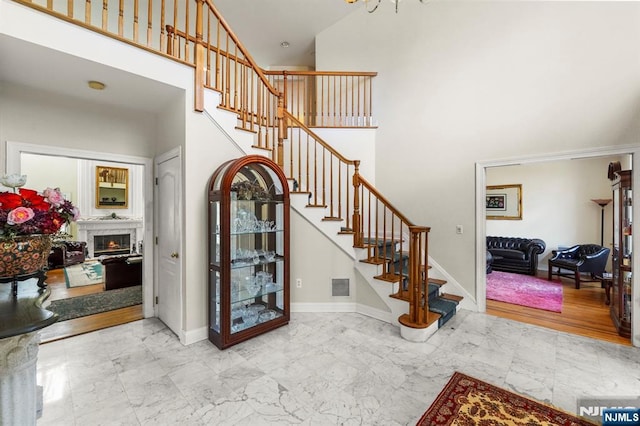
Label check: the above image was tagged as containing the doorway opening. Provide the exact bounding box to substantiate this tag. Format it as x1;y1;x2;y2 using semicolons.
5;141;154;342
476;146;638;347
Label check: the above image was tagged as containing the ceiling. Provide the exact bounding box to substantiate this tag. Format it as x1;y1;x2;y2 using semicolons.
212;0;357;68
0;1;358;113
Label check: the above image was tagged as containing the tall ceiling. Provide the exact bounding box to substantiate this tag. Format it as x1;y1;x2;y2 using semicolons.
212;0;357;68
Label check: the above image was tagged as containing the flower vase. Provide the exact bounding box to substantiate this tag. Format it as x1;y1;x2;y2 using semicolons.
0;235;52;295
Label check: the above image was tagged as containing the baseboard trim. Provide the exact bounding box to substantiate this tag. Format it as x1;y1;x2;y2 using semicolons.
291;302;357;312
290;302;393;324
181;326;208;346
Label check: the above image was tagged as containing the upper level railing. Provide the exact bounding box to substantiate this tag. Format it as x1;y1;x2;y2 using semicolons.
266;71;377;128
13;0;433;329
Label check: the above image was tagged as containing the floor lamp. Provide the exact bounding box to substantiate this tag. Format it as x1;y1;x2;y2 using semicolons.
591;199;612;246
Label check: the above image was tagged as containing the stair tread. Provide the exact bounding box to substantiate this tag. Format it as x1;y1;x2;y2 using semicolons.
360;258;386;265
322;217;343;222
441;293;463;303
374;273;402;283
429;278;447;286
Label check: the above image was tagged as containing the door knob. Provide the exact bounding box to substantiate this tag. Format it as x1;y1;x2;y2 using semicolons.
170;252;179;258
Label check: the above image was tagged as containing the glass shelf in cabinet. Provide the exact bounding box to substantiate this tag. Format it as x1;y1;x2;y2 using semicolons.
230;228;284;236
229;257;284;269
231;284;284;304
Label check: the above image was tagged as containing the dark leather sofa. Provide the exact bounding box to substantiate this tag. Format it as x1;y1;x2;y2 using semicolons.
100;254;142;290
48;241;87;269
486;236;546;275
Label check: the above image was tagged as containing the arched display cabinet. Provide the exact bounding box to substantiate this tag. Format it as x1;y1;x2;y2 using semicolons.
208;155;290;349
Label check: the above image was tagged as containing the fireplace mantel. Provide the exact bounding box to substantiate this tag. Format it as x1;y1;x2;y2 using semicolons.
76;218;143;257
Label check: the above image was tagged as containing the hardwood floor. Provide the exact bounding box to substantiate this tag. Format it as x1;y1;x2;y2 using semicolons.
40;268;143;344
486;272;631;346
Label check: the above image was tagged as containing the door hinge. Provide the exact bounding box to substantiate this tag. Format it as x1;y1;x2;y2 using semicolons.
155;296;158;304
155;177;158;185
155;236;158;245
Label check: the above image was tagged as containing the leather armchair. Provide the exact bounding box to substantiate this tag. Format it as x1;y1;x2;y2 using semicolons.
48;241;87;269
547;244;610;289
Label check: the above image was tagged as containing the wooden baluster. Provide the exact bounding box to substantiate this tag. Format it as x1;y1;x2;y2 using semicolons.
47;0;53;9
332;75;337;126
67;0;73;18
160;0;166;53
172;0;178;57
205;17;211;87
101;0;107;30
118;0;124;37
233;44;239;111
224;33;230;107
215;22;221;91
184;0;189;61
194;0;204;112
276;96;285;168
85;0;91;25
367;76;373;126
133;0;139;43
357;75;361;126
166;25;174;56
146;0;152;47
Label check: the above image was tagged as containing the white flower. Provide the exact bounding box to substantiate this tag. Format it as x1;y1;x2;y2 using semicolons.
1;174;27;188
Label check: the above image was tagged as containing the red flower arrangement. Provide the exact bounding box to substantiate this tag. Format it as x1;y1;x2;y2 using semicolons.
0;174;80;240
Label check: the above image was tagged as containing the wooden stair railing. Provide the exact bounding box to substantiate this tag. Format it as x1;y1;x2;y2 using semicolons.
281;110;359;229
281;111;435;329
265;71;378;129
13;0;434;330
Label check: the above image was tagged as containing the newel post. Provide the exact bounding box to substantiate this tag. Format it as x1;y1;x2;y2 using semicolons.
352;161;362;248
276;96;286;168
194;0;205;112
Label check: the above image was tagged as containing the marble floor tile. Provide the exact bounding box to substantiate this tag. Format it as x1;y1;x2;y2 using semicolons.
36;311;640;425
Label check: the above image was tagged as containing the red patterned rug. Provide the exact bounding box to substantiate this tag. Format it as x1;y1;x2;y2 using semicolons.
417;372;597;425
487;271;563;312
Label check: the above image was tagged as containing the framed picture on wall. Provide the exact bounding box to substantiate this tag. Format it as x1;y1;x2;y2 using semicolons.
486;184;522;220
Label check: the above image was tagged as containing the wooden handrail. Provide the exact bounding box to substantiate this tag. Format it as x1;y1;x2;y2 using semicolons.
264;71;378;77
282;112;357;166
201;0;278;97
356;175;416;228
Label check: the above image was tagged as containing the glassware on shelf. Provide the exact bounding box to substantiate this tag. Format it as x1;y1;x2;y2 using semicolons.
243;307;259;326
264;251;276;262
258;309;277;323
244;277;261;296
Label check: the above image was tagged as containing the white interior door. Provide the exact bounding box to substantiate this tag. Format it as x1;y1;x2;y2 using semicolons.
156;149;182;336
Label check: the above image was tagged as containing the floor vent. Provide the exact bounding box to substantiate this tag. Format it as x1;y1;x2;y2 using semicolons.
332;278;350;297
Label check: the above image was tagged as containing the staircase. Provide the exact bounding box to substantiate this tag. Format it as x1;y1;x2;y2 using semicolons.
15;0;464;338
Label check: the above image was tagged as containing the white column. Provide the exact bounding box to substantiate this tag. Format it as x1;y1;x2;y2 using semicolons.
0;332;40;425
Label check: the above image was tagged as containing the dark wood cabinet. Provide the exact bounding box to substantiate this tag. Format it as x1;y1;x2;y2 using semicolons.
207;155;290;349
611;169;632;338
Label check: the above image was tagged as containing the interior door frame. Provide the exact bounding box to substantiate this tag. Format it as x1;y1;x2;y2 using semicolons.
154;146;183;337
6;140;155;318
475;144;640;347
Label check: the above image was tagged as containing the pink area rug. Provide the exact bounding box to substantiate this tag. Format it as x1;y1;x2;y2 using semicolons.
487;271;563;312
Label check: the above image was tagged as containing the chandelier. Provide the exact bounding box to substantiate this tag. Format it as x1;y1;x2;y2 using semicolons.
345;0;425;14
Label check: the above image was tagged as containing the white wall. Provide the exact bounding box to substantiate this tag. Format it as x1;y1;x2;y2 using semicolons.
317;1;640;297
0;83;158;166
486;156;624;269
